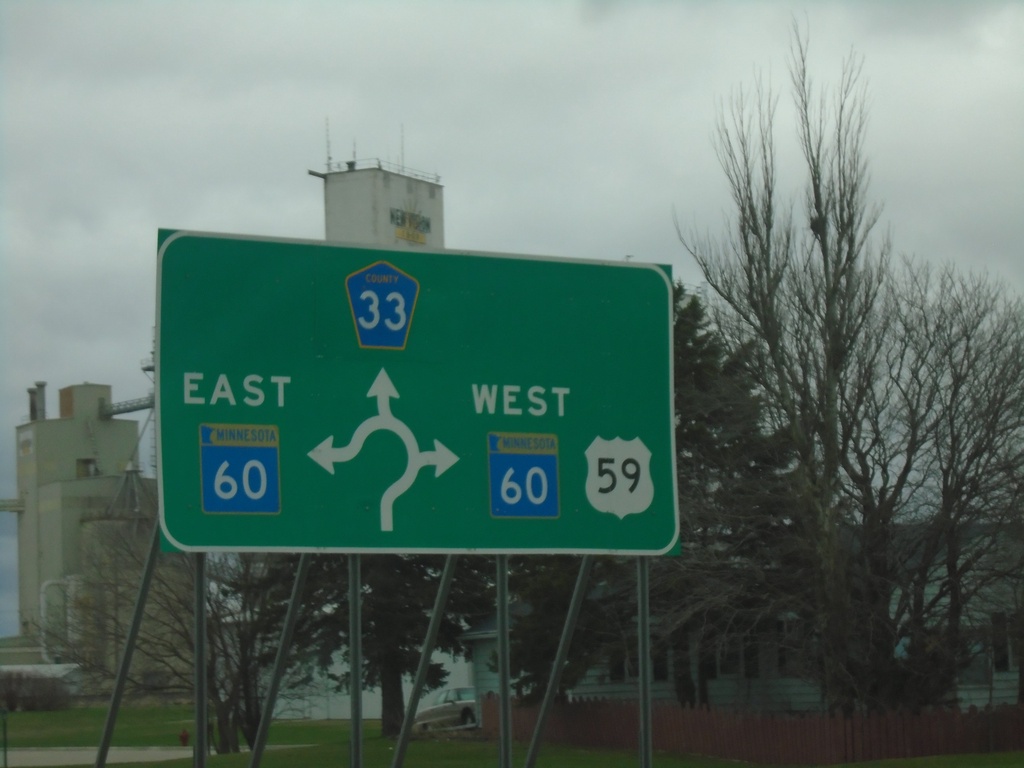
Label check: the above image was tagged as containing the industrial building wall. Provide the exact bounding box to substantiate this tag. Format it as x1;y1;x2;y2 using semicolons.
27;476;128;653
323;167;444;249
14;384;140;637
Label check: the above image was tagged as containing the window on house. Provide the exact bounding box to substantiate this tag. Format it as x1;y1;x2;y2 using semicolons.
608;646;628;682
1012;612;1023;670
607;641;664;682
777;618;804;678
744;637;760;679
698;643;717;681
77;458;99;478
992;612;1010;673
719;637;742;676
960;641;990;685
652;644;669;682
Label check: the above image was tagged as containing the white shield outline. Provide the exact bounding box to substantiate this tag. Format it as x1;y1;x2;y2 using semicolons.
585;436;654;519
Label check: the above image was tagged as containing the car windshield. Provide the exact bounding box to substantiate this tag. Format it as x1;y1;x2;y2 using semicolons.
428;688;473;706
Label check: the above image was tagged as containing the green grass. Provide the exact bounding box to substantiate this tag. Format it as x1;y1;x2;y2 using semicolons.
5;705;197;748
2;706;1021;768
1;707;734;766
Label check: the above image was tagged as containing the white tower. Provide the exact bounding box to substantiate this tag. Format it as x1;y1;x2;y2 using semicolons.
309;158;444;248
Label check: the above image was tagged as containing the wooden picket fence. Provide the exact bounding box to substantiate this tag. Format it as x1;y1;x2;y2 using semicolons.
479;696;1024;765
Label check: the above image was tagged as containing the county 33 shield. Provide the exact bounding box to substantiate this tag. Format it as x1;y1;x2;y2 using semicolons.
584;437;654;518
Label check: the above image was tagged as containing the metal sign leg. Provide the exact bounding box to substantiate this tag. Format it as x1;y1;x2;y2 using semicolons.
248;553;311;768
391;555;458;768
95;522;161;768
524;555;595;768
496;555;512;768
637;556;652;768
349;554;362;768
194;553;207;767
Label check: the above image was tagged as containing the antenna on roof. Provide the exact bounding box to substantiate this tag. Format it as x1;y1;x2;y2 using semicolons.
325;117;333;171
400;123;405;173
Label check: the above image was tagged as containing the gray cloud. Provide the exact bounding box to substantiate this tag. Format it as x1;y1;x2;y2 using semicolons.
2;0;1022;636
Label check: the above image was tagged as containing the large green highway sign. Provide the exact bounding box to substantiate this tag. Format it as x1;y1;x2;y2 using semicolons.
157;230;678;553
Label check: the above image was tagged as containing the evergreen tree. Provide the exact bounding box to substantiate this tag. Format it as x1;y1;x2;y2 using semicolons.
653;284;799;705
505;555;631;703
294;553;491;737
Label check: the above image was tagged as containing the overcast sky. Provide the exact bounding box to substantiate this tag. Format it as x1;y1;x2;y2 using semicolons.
1;1;1022;637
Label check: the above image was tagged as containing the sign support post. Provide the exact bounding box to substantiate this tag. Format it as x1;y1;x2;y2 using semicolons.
248;553;311;768
524;554;595;768
194;553;207;767
496;555;512;768
391;555;458;768
637;556;652;768
349;555;363;768
95;522;161;768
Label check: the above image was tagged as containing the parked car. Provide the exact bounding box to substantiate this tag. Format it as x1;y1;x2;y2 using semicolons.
413;687;478;730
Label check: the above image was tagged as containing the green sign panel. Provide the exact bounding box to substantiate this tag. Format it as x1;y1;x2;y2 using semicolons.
157;230;678;553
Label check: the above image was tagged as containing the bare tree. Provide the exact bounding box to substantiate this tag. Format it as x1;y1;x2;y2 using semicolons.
69;492;308;753
680;24;891;712
204;553;312;753
889;266;1024;707
677;24;1024;712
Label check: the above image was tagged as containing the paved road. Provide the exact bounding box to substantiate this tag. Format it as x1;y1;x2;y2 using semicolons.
6;746;196;766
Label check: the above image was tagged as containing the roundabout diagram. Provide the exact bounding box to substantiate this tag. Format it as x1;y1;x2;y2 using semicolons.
307;368;459;532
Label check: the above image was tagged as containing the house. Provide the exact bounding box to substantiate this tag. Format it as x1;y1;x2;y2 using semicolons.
460;577;1022;713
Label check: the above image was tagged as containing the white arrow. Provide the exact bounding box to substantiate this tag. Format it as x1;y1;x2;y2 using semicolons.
367;368;398;416
307;435;348;475
307;368;460;531
417;439;459;477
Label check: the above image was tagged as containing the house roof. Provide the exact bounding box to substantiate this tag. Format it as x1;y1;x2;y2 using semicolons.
461;615;497;641
0;663;80;680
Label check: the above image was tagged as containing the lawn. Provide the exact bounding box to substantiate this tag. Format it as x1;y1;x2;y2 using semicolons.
3;706;1022;768
5;705;196;748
